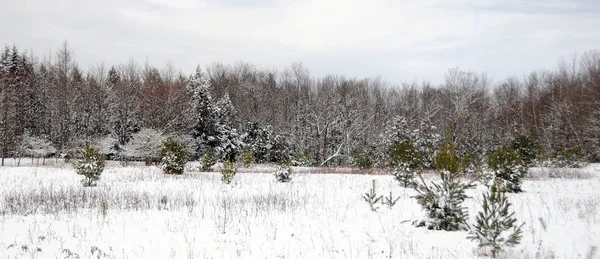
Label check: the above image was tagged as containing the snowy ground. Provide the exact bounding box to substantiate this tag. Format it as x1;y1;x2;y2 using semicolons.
1;162;599;258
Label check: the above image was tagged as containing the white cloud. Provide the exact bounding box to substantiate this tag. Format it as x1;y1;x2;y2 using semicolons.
1;0;599;84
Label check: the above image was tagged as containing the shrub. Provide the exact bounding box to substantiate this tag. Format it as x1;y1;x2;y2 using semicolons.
461;152;483;177
201;147;217;171
241;148;254;168
121;128;164;165
291;152;313;166
221;159;238;184
274;163;293;182
468;181;524;258
351;148;373;169
542;145;586;168
511;134;541;166
159;138;189;174
413;127;475;231
487;146;527;193
74;144;106;187
390;140;423;187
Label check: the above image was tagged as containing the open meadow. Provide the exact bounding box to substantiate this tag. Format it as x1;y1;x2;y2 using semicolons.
1;162;599;259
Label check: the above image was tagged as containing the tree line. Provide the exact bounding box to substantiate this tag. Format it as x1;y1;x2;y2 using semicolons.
1;41;599;166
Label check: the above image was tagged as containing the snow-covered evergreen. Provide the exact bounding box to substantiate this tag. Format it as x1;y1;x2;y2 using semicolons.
159;138;188;174
411;118;440;168
487;146;527;193
389;140;423;188
413;131;475;231
383;115;411;147
73;144;105;187
242;122;290;163
190;67;241;161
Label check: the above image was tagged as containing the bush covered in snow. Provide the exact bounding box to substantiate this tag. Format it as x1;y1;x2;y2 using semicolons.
93;135;119;159
18;133;56;164
487;146;527;193
159;138;188;174
274;163;293;183
121;128;165;165
73;144;106;187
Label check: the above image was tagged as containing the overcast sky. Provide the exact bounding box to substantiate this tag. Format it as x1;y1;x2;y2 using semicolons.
2;0;599;84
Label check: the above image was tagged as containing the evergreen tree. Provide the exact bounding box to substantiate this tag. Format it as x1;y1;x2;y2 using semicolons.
190;66;218;147
383;115;411;147
242;122;290;163
390;140;423;187
108;65;140;146
487;146;527;193
159;137;188;174
213;94;242;161
190;67;242;161
511;134;540;167
381;115;412;167
413;126;476;231
412;118;441;168
0;46;18;166
74;144;105;187
468;182;524;258
201;147;217;171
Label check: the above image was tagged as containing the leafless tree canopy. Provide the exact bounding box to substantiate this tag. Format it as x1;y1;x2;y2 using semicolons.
1;43;599;165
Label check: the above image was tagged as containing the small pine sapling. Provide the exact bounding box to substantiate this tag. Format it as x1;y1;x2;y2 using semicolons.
74;144;106;187
274;161;293;182
413;126;476;231
201;147;217;171
468;181;524;258
241;148;254;168
363;179;383;211
383;191;401;209
487;146;527;193
390;140;424;188
221;159;238;184
159;138;189;174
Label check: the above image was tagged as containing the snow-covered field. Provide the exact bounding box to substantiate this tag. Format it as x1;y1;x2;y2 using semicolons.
1;163;599;258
